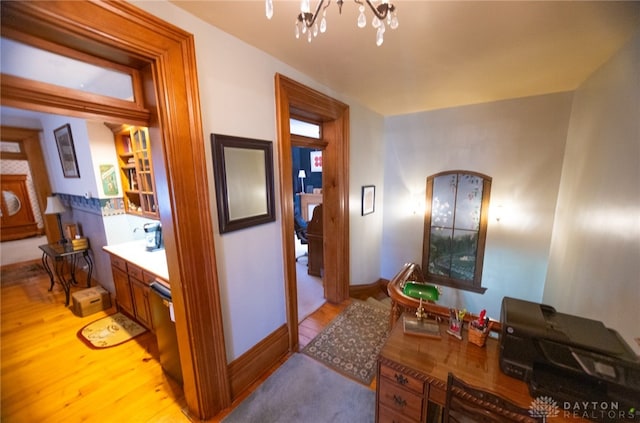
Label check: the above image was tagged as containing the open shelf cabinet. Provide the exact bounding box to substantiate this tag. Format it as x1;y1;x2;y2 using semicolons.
111;125;159;219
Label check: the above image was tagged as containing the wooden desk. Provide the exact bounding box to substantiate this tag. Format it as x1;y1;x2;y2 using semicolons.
39;243;93;306
376;315;584;423
387;263;501;333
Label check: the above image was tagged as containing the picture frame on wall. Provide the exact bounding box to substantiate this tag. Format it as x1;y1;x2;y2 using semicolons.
54;124;80;178
362;185;375;216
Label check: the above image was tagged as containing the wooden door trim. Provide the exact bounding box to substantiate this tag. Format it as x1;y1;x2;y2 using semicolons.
0;74;151;126
0;1;229;419
275;73;350;351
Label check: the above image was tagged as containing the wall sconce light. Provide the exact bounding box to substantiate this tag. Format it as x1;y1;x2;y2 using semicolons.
495;205;504;222
44;195;68;244
412;194;425;215
298;169;306;193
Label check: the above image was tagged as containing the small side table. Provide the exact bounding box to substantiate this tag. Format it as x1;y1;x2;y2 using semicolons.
39;243;93;306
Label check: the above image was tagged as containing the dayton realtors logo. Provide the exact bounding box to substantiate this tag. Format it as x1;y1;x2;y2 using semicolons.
529;396;560;422
529;396;639;421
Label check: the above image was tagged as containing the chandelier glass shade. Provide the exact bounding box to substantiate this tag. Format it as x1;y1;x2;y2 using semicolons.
265;0;398;46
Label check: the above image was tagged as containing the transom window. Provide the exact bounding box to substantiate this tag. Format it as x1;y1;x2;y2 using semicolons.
422;171;492;293
290;118;321;139
1;37;135;102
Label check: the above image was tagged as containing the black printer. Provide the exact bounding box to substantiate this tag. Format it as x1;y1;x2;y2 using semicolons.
499;297;640;419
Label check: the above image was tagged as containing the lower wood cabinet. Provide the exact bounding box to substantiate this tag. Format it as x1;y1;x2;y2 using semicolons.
108;254;155;330
130;276;153;329
112;265;134;316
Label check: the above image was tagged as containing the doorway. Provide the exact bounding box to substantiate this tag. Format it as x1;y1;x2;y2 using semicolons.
292;143;325;323
1;1;228;419
0;126;51;266
274;74;350;352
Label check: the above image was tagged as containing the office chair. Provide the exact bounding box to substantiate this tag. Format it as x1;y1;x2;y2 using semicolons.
444;373;538;423
294;214;308;263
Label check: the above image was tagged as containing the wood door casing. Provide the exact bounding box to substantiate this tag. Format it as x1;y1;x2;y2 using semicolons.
0;2;229;419
275;74;350;353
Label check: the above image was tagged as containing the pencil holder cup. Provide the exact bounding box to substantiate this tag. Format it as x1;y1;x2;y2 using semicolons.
468;321;492;347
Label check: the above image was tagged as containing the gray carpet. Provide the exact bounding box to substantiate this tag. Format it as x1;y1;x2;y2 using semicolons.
222;353;375;423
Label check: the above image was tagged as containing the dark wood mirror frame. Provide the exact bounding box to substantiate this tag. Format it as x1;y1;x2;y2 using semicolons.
211;133;275;233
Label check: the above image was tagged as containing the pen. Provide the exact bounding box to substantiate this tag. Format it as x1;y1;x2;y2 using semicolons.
477;309;486;325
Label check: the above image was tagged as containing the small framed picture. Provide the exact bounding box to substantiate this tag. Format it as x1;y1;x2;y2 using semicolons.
54;124;80;178
361;185;375;216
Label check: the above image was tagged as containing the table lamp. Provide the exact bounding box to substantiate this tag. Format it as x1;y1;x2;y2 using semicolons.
44;195;68;244
298;169;306;193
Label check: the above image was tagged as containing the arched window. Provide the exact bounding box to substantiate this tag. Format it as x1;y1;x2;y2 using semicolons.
422;171;491;293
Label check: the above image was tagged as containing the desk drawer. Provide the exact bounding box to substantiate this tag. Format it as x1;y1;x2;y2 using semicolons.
378;403;419;423
379;378;423;421
127;264;143;281
428;384;446;405
380;363;424;395
110;255;127;272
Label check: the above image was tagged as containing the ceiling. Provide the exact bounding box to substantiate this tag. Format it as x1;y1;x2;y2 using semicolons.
170;1;640;116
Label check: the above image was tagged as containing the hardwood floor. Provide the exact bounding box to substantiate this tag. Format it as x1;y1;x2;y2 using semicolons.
0;260;355;422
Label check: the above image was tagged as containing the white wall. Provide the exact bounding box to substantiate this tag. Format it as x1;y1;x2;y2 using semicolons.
86;121;122;200
381;92;574;320
544;33;640;353
132;0;386;362
39;114;98;197
349;102;385;284
39;118;121;294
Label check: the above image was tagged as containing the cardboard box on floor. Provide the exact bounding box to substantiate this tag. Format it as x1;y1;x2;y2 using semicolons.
71;286;111;317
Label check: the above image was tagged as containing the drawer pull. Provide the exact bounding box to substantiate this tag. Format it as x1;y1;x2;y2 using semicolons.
393;394;407;408
394;373;408;385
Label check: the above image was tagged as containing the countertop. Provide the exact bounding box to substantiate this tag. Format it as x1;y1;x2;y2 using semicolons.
103;240;169;281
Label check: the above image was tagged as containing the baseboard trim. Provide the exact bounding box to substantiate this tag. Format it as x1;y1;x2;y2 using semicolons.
225;279;389;399
227;324;289;400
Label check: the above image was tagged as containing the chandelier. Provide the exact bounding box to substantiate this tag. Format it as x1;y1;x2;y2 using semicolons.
265;0;399;46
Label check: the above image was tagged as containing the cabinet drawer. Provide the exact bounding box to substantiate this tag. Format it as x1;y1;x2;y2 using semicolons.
127;264;143;281
378;403;419;423
110;255;127;272
379;378;423;421
142;271;156;286
380;364;424;395
428;384;446;405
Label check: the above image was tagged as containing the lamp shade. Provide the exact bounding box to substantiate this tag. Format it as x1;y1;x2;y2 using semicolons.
44;196;66;215
298;170;306;179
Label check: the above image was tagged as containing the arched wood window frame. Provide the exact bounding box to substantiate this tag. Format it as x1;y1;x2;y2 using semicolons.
422;170;492;294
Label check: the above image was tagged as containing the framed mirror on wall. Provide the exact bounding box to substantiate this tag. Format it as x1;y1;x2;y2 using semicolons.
211;133;275;233
422;170;491;293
